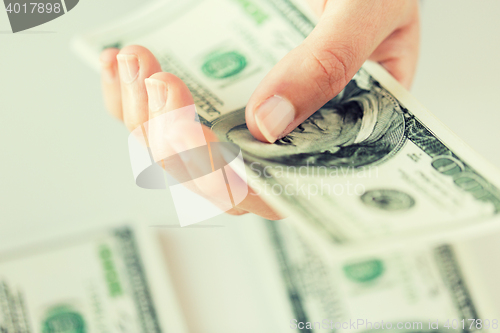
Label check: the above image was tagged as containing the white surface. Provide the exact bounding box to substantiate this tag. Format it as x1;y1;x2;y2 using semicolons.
1;1;500;332
412;0;500;167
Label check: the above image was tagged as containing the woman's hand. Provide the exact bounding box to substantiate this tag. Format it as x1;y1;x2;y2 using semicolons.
100;45;283;220
99;0;420;220
245;0;420;143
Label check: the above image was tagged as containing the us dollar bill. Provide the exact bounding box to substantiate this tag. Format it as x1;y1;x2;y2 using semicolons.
266;220;485;333
0;226;186;333
73;0;500;244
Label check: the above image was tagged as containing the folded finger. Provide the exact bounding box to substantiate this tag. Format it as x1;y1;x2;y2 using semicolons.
100;48;122;120
144;73;282;219
117;45;162;132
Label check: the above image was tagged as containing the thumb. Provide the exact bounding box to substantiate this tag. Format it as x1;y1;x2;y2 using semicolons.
245;0;408;143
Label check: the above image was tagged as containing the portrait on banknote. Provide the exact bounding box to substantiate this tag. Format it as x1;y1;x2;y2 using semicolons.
218;69;406;168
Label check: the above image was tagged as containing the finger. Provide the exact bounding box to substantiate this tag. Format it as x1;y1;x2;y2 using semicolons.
225;208;249;216
100;48;122;120
245;0;411;143
144;72;198;165
144;73;229;209
198;126;284;220
146;72;197;122
144;73;283;219
369;1;420;89
117;45;162;132
187;125;284;220
305;0;327;17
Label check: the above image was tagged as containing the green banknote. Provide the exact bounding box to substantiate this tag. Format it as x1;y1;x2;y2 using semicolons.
266;220;490;333
0;226;186;333
74;0;500;244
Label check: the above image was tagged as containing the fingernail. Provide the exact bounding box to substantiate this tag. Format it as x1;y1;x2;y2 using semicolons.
145;78;168;112
117;54;139;84
254;95;295;143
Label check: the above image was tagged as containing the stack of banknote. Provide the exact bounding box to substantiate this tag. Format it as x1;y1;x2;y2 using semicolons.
3;0;500;331
73;0;500;246
0;225;188;333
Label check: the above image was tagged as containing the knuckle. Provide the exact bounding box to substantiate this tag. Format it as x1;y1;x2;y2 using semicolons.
226;209;248;216
196;178;228;198
125;119;143;132
307;46;353;99
308;0;329;16
119;44;145;55
104;100;123;120
108;107;123;121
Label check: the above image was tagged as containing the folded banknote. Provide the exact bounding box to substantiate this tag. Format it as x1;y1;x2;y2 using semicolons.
73;0;500;246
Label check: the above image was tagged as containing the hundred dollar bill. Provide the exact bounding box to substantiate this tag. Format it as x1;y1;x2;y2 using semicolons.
266;220;490;333
0;226;187;333
73;0;500;244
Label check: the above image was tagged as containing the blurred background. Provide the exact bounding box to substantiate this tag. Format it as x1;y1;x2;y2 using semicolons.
1;0;500;332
